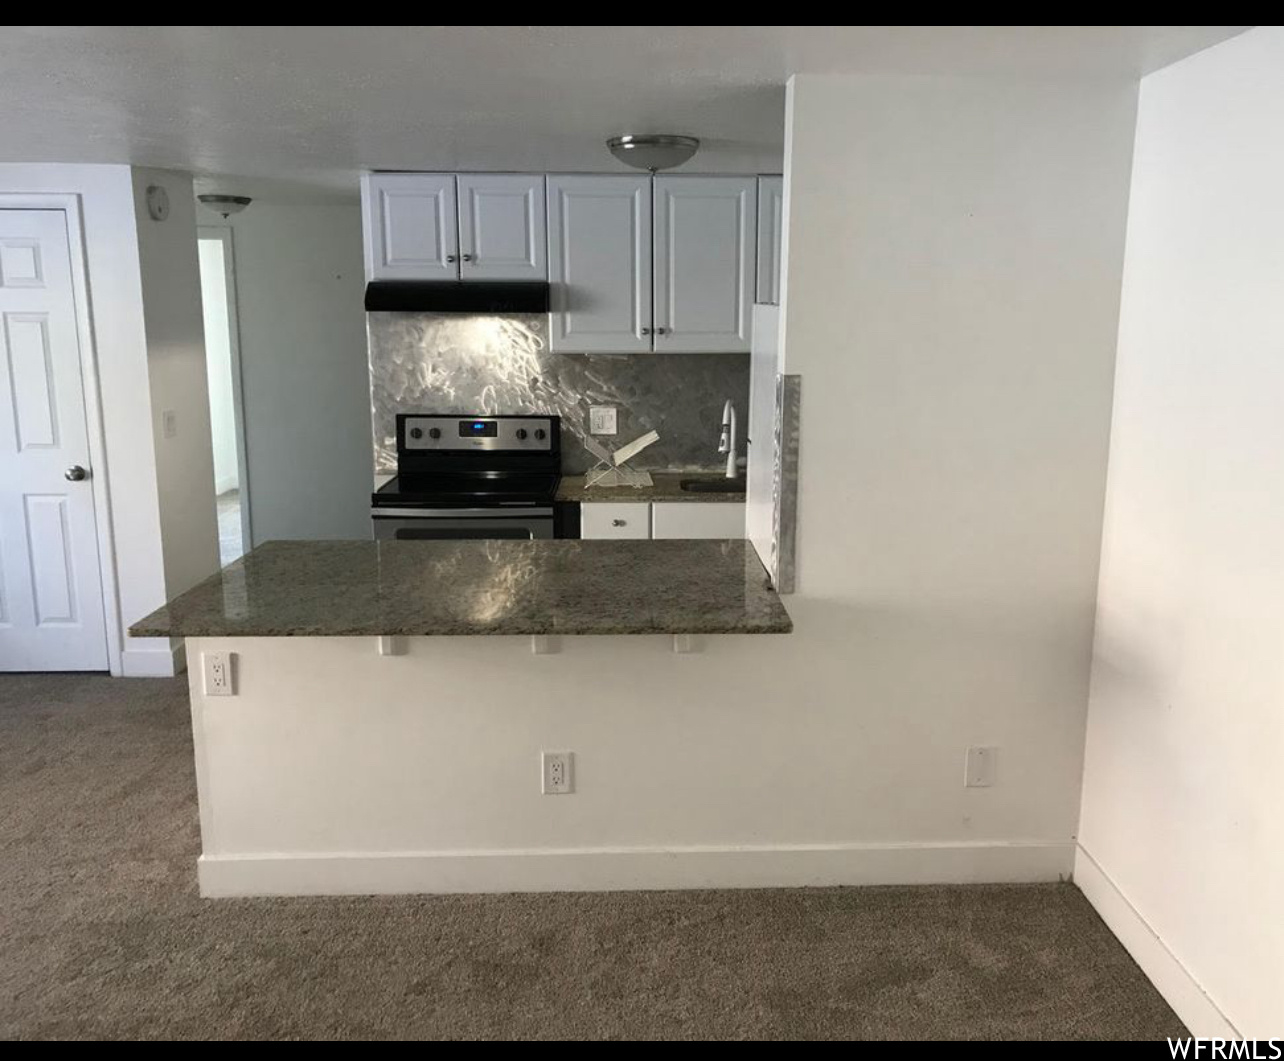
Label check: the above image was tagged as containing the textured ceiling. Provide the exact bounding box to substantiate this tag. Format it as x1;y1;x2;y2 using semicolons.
0;26;1248;200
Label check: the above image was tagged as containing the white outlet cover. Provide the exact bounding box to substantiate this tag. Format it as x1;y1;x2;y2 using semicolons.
589;406;618;436
541;750;574;794
202;651;235;696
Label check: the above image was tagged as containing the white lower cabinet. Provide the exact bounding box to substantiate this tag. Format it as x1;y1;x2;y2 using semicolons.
580;502;651;540
581;501;747;540
651;502;746;540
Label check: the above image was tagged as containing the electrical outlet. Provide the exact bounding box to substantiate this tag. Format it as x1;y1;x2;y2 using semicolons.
202;651;235;696
541;751;574;794
965;746;997;788
162;410;178;439
589;406;618;436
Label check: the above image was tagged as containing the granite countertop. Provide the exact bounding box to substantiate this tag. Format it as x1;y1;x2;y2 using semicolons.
556;472;745;504
131;539;791;639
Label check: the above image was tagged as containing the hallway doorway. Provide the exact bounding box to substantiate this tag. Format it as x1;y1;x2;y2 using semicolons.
197;226;250;567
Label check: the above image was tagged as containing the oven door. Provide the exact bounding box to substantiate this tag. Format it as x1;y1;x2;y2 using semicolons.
371;507;555;541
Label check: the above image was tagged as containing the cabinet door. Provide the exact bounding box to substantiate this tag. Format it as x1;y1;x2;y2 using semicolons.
363;174;458;280
580;502;651;540
547;175;652;353
457;174;547;280
653;176;756;353
651;502;746;540
756;176;784;305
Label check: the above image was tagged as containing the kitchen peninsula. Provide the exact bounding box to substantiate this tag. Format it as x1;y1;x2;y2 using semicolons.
134;539;789;638
133;538;791;897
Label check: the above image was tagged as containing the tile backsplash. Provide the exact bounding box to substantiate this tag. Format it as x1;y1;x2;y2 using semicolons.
367;313;750;474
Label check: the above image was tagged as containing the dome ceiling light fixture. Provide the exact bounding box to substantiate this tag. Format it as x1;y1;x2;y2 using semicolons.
198;194;253;219
606;134;700;173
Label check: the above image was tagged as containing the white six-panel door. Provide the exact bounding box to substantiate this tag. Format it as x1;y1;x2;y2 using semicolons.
0;210;108;671
457;174;547;280
363;174;459;280
653;176;756;353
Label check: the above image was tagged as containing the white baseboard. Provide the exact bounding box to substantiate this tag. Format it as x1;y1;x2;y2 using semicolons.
1074;845;1238;1038
199;839;1074;898
120;639;185;678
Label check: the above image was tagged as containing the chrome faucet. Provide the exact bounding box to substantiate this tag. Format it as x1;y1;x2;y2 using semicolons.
718;400;739;479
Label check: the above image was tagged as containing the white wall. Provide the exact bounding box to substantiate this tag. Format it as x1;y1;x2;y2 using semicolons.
768;75;1137;856
1078;27;1284;1038
214;201;371;541
199;238;240;495
131;169;220;602
189;633;1076;897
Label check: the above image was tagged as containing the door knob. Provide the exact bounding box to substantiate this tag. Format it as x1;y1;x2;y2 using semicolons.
65;465;89;482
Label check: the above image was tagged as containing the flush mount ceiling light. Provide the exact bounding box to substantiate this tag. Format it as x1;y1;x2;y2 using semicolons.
606;134;700;173
198;194;253;219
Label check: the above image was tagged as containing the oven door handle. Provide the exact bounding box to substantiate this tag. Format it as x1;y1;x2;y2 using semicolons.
371;507;555;518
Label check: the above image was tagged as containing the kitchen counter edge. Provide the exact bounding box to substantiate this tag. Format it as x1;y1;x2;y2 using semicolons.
556;472;745;504
129;538;791;640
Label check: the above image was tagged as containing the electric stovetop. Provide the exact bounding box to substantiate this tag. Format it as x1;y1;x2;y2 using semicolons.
373;471;560;509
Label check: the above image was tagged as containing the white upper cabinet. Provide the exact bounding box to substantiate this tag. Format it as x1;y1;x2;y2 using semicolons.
756;176;784;305
457;174;547;280
653;176;756;353
364;171;776;349
363;174;459;280
547;175;652;353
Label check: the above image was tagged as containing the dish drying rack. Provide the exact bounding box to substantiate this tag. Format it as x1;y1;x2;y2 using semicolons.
582;430;660;489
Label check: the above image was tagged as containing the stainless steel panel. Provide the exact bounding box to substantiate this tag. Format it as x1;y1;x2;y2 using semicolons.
367;313;750;475
772;374;801;595
401;415;555;452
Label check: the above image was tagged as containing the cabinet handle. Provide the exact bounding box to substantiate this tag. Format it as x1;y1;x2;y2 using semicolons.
461;254;474;262
654;326;668;335
446;254;458;263
612;519;626;527
640;327;652;336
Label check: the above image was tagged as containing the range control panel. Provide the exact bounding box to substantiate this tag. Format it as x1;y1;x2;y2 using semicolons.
400;415;558;453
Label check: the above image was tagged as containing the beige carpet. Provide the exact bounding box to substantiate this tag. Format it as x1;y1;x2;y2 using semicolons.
0;672;1186;1041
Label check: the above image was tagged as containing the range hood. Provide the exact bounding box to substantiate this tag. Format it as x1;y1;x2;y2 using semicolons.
364;280;549;314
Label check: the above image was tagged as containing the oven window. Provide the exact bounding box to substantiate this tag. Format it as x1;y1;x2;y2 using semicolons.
373;516;555;541
392;527;532;540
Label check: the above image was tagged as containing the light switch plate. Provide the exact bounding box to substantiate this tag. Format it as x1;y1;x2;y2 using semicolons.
965;746;997;787
589;406;618;435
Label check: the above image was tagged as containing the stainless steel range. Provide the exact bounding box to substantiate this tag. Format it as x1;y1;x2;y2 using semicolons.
371;414;562;541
